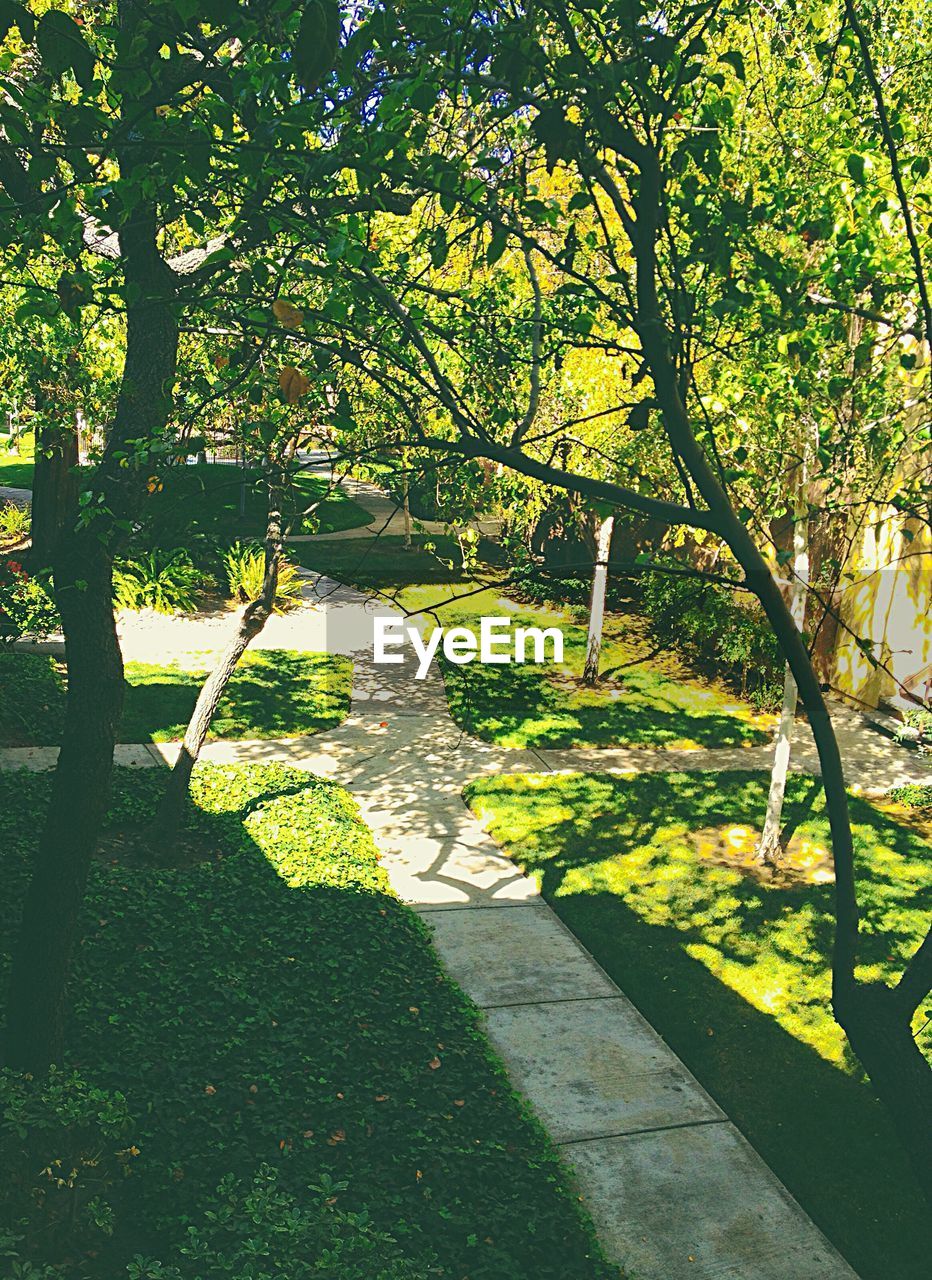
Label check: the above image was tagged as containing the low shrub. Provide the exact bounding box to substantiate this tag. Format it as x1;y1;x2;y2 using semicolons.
641;563;784;710
223;541;302;611
902;706;932;742
887;781;932;808
0;1067;135;1272
0;502;30;548
113;550;203;615
0;559;59;640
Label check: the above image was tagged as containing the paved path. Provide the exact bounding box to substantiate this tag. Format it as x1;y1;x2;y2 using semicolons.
6;574;908;1277
0;484;30;508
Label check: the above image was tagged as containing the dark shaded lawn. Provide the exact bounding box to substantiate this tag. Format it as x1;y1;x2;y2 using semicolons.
0;649;351;745
466;769;932;1280
290;533;507;588
138;462;372;540
0;765;617;1278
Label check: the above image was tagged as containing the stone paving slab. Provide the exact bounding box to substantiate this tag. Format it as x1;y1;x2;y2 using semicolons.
565;1122;859;1279
483;995;726;1144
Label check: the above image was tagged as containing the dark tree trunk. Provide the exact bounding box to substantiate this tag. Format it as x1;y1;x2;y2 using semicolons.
30;422;79;568
3;206;178;1072
152;484;284;849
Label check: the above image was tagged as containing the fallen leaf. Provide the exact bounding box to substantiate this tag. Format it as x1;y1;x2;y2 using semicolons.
272;299;304;329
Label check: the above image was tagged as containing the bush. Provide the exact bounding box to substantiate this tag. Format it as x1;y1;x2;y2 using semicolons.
0;559;59;640
0;1067;135;1272
223;541;302;612
641;563;784;710
113;549;203;614
887;781;932;808
0;502;30;548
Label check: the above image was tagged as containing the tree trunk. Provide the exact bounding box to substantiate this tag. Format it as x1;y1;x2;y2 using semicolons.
152;485;283;847
402;470;412;548
30;421;80;568
582;514;613;685
628;154;931;1193
757;429;813;866
3;207;178;1073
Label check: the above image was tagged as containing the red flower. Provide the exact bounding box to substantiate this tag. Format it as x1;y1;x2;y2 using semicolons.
6;560;23;576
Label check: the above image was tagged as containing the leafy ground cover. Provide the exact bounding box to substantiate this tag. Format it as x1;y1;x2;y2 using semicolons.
465;768;932;1280
0;649;352;745
0;764;617;1279
396;584;772;749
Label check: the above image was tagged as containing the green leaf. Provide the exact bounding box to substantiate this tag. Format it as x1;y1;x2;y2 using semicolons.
845;153;868;184
720;50;746;82
293;0;340;92
486;225;508;266
36;9;95;90
0;1;35;43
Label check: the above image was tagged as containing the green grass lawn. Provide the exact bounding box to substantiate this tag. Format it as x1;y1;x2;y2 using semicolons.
395;585;772;749
289;534;506;587
0;765;617;1279
465;769;932;1280
0;649;352;745
0;452;35;490
140;462;372;541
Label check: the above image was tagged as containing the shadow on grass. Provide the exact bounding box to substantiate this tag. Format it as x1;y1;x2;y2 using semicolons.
0;765;617;1280
466;769;932;1280
446;659;770;749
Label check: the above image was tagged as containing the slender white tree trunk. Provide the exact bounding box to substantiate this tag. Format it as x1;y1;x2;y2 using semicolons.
583;514;614;685
757;431;814;866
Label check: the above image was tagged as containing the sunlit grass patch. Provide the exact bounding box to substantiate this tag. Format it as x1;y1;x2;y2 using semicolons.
465;768;931;1280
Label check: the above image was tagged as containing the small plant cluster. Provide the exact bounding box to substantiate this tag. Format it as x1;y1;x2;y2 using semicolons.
641;564;784;711
223;541;303;612
0;1067;135;1274
0;501;30;548
0;558;59;641
112;549;204;615
887;781;932;809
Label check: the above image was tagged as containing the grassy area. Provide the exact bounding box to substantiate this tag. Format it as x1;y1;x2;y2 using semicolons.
289;534;506;587
140;463;372;541
395;584;771;749
0;765;617;1279
0;649;352;745
465;769;932;1280
0;452;35;490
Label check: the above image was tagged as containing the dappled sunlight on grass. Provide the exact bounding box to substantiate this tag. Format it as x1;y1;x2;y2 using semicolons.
396;586;772;749
465;768;932;1278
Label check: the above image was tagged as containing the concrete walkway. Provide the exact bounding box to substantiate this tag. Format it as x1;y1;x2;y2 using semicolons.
4;573;905;1277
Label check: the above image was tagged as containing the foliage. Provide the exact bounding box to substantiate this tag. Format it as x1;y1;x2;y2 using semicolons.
641;566;785;711
0;558;59;640
0;1067;134;1273
466;769;932;1280
902;706;932;740
291;535;506;587
887;782;932;809
223;543;302;612
0;650;65;746
0;650;352;747
0;765;617;1280
113;551;204;616
0;502;29;547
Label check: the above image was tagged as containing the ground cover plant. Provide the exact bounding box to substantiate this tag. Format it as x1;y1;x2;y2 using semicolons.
0;764;617;1280
0;650;351;746
396;583;772;750
465;768;932;1279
